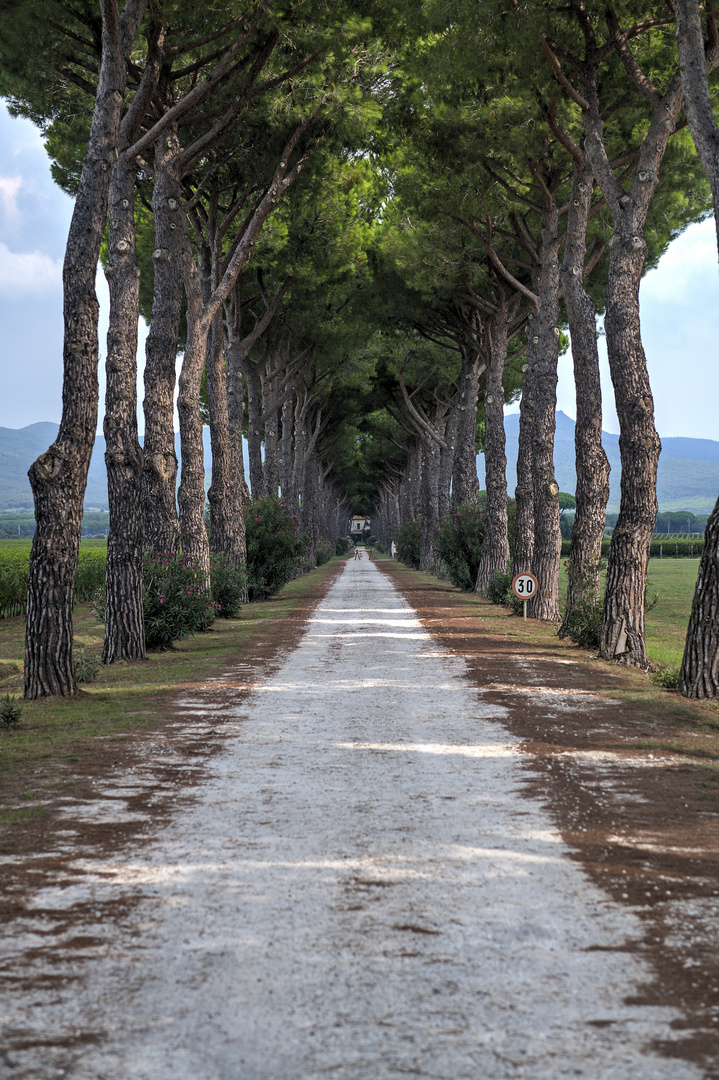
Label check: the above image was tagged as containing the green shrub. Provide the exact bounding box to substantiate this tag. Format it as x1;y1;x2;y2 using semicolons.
560;556;605;649
75;548;108;601
561;538;704;560
649;664;681;690
0;542;107;619
0;694;22;728
244;496;306;600
374;542;387;554
0;550;28;618
393;517;421;569
336;537;352;555
314;540;334;566
143;552;217;649
91;552;218;649
210;553;248;618
485;568;522;614
75;649;100;683
433;502;486;591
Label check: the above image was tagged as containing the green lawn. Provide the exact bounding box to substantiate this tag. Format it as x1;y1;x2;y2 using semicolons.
556;555;698;669
644;557;699;668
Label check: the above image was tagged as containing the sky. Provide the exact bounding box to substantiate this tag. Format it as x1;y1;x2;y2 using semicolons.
0;101;717;441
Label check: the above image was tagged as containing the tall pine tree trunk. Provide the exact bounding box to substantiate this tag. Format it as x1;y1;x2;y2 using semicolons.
246;363;264;497
142;134;183;553
452;342;482;506
674;0;719;695
679;498;719;697
207;314;243;558
103;148;145;663
476;306;510;593
177;262;211;581
559;163;610;637
280;395;294;501
24;0;145;697
528;199;562;622
581;56;684;664
512;323;537;580
419;437;441;573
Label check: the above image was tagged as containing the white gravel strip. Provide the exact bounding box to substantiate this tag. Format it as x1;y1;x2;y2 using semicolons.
2;557;701;1078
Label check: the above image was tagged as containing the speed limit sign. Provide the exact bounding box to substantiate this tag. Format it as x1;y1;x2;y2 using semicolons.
511;572;539;619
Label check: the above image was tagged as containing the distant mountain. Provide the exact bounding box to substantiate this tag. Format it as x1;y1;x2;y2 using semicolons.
478;411;719;513
0;424;214;512
2;414;717;515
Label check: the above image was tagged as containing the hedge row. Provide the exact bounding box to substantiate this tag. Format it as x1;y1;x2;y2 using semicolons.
561;538;704;559
0;546;107;620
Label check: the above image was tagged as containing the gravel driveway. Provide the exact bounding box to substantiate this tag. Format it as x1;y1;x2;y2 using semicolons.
1;557;704;1078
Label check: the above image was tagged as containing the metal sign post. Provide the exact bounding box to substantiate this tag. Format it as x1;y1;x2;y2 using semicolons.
511;572;539;620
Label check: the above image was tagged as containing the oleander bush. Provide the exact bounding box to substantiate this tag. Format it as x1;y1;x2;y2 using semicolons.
210;552;248;618
433;502;486;591
90;551;218;649
392;517;421;569
244;496;307;600
314;540;334;566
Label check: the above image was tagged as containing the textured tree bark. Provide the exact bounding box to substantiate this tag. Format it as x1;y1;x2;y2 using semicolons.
476;308;510;594
679;496;719;697
438;408;455;523
177;259;211;582
512;325;537;581
527;198;562;622
559;163;610;637
223;314;249;573
280;395;294;501
452;342;482;507
225;311;250;507
141;134;183;554
419;437;441;573
582;60;683;664
261;358;280;496
206;314;240;558
674;0;719;696
675;0;719;258
246;362;264;497
598;230;660;664
24;0;146;698
103;150;145;664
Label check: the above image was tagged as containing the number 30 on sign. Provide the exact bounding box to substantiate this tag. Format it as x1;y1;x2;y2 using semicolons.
511;572;539;619
511;572;538;599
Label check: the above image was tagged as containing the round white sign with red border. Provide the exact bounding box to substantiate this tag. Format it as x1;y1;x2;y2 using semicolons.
511;572;539;600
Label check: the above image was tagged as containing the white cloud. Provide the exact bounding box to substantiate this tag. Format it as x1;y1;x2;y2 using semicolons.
641;218;718;305
0;174;22;225
0;240;62;295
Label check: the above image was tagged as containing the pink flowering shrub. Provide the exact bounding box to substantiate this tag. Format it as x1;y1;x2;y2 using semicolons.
143;552;217;647
90;551;217;649
244;496;307;600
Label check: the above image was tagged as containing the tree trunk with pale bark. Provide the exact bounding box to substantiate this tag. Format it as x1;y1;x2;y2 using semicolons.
527;199;562;622
476;307;510;593
24;0;146;698
679;498;719;697
559;163;610;637
582;61;683;665
452;343;482;507
142;135;183;554
512;324;537;581
103;149;145;664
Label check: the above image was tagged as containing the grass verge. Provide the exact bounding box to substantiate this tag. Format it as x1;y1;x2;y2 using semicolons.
0;557;345;822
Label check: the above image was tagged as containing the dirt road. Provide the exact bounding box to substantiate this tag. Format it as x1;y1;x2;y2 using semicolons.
1;557;714;1077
